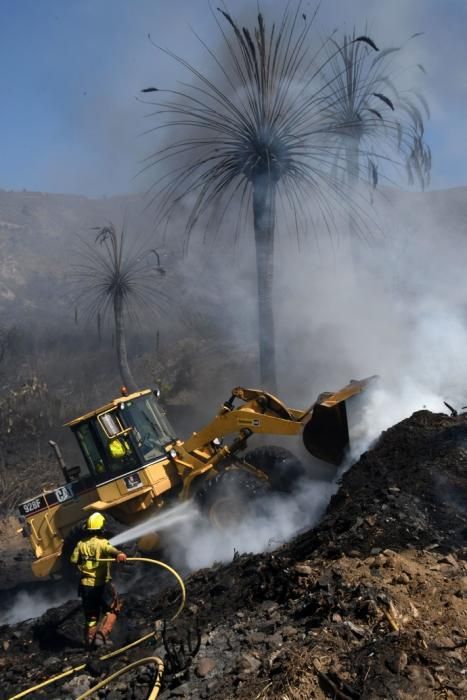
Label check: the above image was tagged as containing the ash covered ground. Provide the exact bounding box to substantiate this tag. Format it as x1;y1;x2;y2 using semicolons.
0;409;466;699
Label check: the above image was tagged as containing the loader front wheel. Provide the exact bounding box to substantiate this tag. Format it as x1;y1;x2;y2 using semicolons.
195;466;270;530
243;445;306;493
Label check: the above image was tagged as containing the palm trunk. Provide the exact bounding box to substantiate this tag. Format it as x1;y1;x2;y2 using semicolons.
346;139;361;272
114;294;137;392
252;177;277;393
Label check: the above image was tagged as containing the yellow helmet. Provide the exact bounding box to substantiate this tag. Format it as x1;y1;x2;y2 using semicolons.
86;512;106;531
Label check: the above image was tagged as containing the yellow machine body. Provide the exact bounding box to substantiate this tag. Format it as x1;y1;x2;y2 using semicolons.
17;378;376;578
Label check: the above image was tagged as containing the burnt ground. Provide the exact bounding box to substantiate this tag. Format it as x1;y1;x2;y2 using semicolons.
0;409;466;699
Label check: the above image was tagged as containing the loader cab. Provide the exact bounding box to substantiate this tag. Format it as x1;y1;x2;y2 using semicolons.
67;390;177;484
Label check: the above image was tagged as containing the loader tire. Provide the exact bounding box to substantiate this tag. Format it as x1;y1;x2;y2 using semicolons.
195;465;270;530
243;445;306;493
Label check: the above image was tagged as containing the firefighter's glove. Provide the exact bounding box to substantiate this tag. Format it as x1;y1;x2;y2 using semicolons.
116;552;127;563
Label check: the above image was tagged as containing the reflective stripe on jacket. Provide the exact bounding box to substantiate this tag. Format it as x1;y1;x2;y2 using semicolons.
70;536;119;587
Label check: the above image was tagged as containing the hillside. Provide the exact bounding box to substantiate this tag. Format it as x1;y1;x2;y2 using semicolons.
0;189;147;319
1;185;467;322
1;408;465;699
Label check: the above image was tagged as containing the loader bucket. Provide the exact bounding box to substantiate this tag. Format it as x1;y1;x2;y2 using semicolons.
302;376;378;466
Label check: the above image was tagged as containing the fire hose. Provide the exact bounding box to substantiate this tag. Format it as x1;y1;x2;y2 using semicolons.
8;557;186;700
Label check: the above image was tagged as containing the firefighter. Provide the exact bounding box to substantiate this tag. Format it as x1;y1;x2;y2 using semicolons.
70;511;127;648
108;437;128;459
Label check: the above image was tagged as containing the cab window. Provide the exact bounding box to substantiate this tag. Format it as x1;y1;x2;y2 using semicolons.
119;396;175;462
74;418;138;478
94;420;139;474
75;422;106;475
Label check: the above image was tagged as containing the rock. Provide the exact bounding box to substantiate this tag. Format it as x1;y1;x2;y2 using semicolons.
258;621;276;634
43;656;61;668
406;665;435;686
434;636;456;649
236;652;261;674
266;632;283;649
2;640;9;652
387;651;408;674
365;515;377;527
106;692;123;700
439;554;458;568
415;629;428;644
294;563;313;576
370;547;382;555
169;682;191;697
343;621;366;637
246;631;266;645
261;601;279;615
195;657;216;678
396;573;410;585
280;625;299;638
62;674;93;699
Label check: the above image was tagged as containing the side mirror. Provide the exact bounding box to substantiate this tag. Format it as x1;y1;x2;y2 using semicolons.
153;387;161;399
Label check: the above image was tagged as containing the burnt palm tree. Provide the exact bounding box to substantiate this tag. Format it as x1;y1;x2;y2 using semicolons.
323;30;431;252
141;5;371;392
73;224;166;391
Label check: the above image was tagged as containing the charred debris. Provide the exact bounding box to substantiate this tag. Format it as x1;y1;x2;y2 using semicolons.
1;408;466;699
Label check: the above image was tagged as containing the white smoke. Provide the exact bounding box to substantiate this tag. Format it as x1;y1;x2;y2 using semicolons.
102;466;336;572
165;479;336;570
0;587;74;626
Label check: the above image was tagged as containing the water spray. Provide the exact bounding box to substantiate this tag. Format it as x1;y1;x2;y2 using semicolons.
109;500;198;548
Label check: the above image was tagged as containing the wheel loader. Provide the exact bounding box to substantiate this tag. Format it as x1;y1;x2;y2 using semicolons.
16;376;375;578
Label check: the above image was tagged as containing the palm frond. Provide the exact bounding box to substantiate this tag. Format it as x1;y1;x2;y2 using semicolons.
322;27;431;191
72;224;169;327
141;4;379;247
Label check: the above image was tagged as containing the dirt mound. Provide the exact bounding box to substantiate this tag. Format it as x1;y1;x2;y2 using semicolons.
0;410;466;699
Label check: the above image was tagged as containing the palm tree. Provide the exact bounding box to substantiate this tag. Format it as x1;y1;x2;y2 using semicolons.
323;30;431;255
73;224;167;392
141;6;371;392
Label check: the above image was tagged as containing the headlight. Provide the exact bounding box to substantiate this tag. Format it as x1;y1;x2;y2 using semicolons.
212;437;222;447
169;448;178;459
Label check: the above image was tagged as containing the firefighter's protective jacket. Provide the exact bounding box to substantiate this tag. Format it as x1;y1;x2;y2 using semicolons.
71;535;120;587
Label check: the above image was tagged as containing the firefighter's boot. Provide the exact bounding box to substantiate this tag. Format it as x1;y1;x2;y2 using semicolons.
94;612;117;646
85;621;98;649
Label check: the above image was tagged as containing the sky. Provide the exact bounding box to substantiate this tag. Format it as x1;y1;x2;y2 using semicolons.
0;0;466;196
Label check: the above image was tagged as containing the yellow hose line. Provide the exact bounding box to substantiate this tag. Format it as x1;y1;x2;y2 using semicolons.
77;656;164;700
103;557;186;623
8;664;87;700
8;557;185;700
